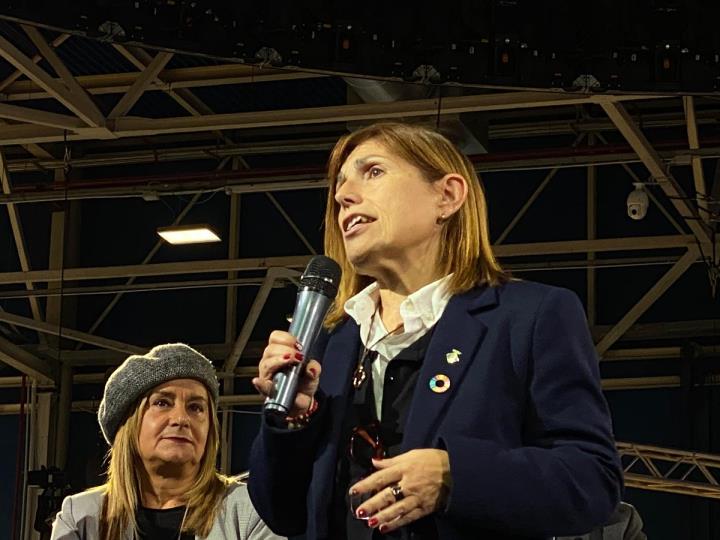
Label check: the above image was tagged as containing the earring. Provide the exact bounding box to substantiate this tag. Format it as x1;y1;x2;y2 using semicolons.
436;213;446;225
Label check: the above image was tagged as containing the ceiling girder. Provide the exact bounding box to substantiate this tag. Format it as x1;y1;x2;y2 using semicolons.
595;247;700;356
0;334;54;383
19;25;106;128
0;149;46;341
0;92;664;146
0;235;701;287
1;62;325;100
0;32;69;93
600;100;712;246
683;95;711;224
107;51;174;119
0;310;143;355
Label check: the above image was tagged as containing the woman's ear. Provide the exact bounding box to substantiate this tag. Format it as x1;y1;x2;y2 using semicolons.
436;173;468;219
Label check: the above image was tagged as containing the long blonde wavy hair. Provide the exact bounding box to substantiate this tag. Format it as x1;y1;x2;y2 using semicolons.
95;388;232;539
324;122;508;327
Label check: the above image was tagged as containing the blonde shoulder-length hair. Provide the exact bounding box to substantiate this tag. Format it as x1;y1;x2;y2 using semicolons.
95;386;232;539
324;121;507;327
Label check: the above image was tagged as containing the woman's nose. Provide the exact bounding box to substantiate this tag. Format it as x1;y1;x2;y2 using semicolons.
335;179;360;207
171;407;190;427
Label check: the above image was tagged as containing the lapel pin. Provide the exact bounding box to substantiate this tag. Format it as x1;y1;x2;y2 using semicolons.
429;374;451;393
445;348;462;364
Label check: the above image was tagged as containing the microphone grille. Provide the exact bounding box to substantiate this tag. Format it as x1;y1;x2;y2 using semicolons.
299;255;342;298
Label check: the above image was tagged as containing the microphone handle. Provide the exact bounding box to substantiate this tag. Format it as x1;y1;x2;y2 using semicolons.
263;289;332;418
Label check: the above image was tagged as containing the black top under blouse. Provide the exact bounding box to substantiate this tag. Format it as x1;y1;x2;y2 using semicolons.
135;505;194;540
330;327;439;540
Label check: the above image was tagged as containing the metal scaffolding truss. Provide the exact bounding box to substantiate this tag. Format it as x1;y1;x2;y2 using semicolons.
619;442;720;500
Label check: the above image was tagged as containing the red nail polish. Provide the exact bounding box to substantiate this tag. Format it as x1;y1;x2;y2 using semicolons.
308;367;317;377
356;508;366;518
283;353;291;360
379;524;388;534
295;352;304;361
368;517;378;527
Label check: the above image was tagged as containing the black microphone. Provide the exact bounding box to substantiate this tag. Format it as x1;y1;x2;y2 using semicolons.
263;255;341;423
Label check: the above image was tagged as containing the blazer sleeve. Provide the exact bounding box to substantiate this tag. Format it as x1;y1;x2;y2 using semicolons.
247;391;329;536
50;495;81;540
441;287;623;536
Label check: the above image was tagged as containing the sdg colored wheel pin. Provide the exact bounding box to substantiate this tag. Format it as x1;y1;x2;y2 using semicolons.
429;374;450;393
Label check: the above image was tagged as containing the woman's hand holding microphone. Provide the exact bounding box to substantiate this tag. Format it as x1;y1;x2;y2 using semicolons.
252;330;322;417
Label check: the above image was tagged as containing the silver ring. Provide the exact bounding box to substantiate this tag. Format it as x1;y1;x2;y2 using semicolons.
390;484;404;501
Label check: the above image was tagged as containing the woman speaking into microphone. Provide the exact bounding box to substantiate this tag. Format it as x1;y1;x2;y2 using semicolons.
249;122;622;540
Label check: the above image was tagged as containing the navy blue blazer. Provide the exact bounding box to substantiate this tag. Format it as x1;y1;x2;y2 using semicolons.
248;280;623;540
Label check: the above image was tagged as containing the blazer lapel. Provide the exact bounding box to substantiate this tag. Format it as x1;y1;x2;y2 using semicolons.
308;318;360;537
320;318;361;395
402;286;499;449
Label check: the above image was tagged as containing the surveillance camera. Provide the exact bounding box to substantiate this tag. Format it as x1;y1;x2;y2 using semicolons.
627;183;649;220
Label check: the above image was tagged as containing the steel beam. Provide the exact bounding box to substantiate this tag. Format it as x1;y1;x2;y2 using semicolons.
112;93;659;137
266;193;317;255
0;92;661;146
0;32;69;93
0;275;283;301
0;255;312;285
0;235;701;287
54;362;72;468
0;103;85;129
683;96;710;223
221;159;241;473
115;44;216;116
0;150;45;335
0;254;701;301
0;336;54;383
595;246;700;355
600;99;712;245
19;25;105;128
225;164;242;345
2;137;336;173
0;311;143;354
108;51;174;119
496;166;560;245
224;267;300;375
1;63;325;100
44;169;68;350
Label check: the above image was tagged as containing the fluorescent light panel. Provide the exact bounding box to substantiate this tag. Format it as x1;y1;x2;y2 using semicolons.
157;224;221;245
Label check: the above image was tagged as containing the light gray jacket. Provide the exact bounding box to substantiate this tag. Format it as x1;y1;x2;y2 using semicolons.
50;481;285;540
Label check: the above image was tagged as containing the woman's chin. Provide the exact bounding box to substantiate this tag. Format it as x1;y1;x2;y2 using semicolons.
345;247;378;272
156;450;197;466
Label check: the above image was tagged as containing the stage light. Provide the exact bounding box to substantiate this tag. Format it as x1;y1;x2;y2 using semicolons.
157;224;221;245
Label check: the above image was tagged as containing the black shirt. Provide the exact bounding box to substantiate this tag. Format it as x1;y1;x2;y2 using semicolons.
136;506;194;540
330;328;439;540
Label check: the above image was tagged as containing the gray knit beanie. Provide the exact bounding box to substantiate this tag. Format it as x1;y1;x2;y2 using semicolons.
98;343;220;444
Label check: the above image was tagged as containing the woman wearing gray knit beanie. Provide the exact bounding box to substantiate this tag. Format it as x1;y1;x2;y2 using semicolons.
50;343;284;540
